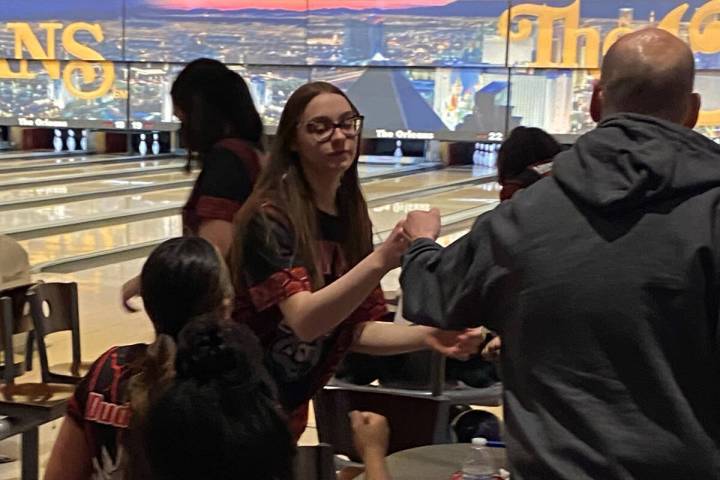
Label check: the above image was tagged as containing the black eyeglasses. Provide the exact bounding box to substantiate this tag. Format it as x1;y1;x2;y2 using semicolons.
299;115;364;143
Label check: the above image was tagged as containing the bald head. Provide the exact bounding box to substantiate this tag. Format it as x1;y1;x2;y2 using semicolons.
593;28;700;126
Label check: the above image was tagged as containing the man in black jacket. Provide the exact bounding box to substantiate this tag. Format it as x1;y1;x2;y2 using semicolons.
400;28;720;479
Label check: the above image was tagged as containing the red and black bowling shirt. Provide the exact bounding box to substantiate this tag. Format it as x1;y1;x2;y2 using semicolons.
233;204;387;439
67;344;147;478
182;138;260;236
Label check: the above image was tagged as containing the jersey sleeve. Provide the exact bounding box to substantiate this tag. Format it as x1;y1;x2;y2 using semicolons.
66;348;116;425
195;148;255;223
241;206;313;312
347;286;389;325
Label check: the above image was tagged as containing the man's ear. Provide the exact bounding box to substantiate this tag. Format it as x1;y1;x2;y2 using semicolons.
590;81;604;123
683;93;701;129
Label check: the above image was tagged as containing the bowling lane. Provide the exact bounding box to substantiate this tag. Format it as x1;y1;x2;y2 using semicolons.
0;188;189;232
23;183;501;269
4;170;494;235
0;150;71;161
362;168;491;202
0;171;197;206
0;153;159;172
0;158;186;188
357;163;428;178
0;158;424;207
369;182;501;233
21;216;182;266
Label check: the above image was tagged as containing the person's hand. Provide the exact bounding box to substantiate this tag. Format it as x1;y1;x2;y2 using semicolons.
403;208;441;242
350;411;390;461
374;221;410;270
481;336;502;361
121;275;142;313
425;327;488;360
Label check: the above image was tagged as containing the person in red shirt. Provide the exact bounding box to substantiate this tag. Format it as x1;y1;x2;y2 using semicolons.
45;237;243;479
122;59;264;309
497;126;561;202
230;81;487;441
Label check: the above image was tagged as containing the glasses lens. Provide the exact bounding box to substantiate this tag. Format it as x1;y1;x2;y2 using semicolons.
340;117;362;137
307;120;333;141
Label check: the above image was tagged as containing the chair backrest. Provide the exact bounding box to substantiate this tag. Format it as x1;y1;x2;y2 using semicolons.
0;284;35;383
294;444;336;480
0;284;34;340
27;282;79;336
27;282;81;380
313;384;451;463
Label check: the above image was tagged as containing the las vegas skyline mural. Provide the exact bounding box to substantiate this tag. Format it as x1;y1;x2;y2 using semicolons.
0;0;717;140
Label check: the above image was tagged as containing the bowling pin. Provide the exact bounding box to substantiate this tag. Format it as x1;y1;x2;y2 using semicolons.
53;129;63;152
80;130;88;151
66;130;77;151
151;133;160;155
394;140;403;158
472;143;482;165
139;133;148;156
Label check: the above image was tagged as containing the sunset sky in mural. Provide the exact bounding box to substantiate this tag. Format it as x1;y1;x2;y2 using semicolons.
148;0;450;10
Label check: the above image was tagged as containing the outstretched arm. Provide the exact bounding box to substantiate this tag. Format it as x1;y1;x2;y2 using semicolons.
351;321;486;360
400;210;503;331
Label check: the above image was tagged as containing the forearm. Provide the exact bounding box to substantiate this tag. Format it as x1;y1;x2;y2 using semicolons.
362;450;392;480
351;322;434;355
45;417;92;480
400;238;449;327
283;251;388;342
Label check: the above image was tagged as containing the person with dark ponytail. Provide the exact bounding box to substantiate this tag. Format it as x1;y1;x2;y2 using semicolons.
122;58;264;310
45;237;236;480
146;317;295;480
497;126;562;201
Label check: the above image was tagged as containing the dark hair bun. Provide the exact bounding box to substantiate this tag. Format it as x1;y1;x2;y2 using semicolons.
175;321;236;382
174;316;274;396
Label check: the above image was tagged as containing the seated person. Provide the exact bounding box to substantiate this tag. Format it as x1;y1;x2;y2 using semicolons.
145;317;295;480
147;319;394;480
45;236;238;479
45;236;394;480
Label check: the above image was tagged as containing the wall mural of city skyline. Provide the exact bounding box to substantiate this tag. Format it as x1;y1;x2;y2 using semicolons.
147;1;451;9
0;0;718;141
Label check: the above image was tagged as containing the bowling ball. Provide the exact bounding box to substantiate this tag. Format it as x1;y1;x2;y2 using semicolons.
451;409;501;443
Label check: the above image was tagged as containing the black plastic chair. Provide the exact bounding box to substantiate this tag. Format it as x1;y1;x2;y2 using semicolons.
294;444;336;480
27;282;84;384
0;284;36;384
314;352;502;463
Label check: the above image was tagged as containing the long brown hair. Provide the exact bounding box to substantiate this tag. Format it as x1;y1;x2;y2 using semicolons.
231;81;372;289
125;237;234;479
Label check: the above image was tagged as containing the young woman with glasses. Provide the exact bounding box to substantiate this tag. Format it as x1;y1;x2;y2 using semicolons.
230;81;486;441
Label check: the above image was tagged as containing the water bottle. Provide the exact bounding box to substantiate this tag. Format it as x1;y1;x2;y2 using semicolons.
461;438;497;480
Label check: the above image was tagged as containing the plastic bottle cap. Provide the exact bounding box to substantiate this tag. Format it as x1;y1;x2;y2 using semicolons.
471;437;488;446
